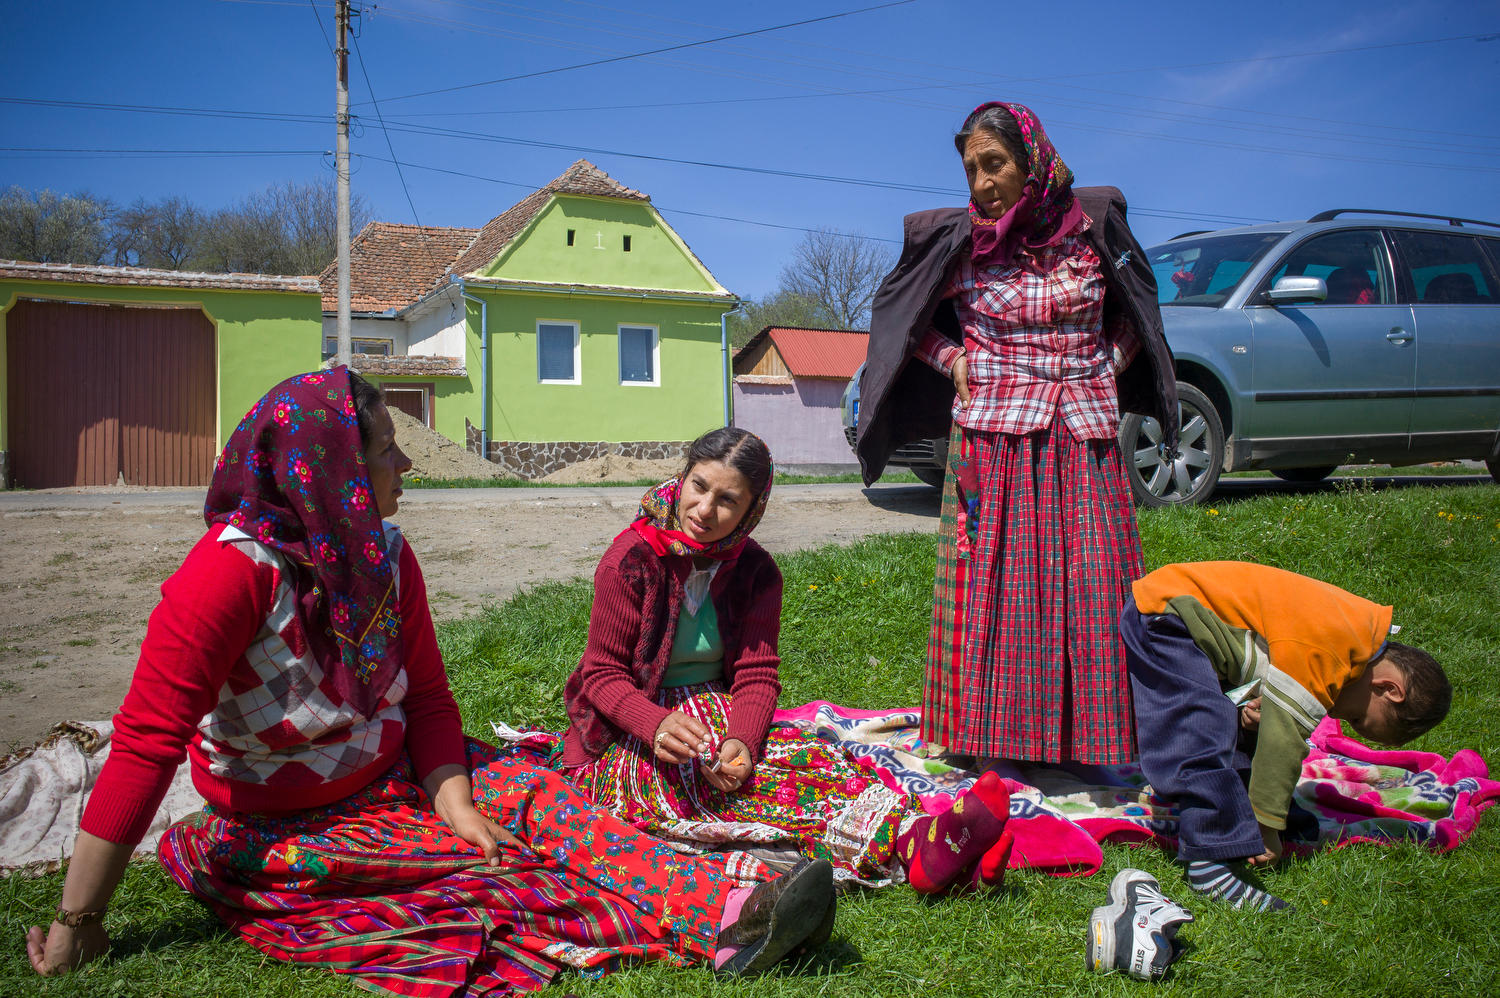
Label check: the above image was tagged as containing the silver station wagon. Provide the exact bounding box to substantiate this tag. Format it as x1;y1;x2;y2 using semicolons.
1126;209;1500;505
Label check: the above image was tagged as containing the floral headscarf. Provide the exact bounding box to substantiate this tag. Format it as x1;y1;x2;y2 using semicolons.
964;102;1084;268
628;453;774;561
204;367;399;718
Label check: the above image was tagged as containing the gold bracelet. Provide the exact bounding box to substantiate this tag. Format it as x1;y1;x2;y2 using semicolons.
55;906;107;928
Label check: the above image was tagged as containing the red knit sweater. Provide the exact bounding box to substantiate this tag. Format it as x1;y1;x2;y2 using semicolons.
81;524;465;846
560;530;783;768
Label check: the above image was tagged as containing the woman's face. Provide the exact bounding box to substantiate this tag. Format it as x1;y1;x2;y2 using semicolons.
962;129;1026;219
676;459;753;545
362;404;412;518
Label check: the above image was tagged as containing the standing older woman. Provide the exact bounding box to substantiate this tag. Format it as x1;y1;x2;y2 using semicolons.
26;369;835;992
855;103;1178;766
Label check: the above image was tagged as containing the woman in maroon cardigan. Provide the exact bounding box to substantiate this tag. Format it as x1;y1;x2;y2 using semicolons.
561;428;1016;896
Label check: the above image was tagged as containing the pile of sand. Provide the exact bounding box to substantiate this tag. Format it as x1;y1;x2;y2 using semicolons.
540;454;680;485
389;408;513;481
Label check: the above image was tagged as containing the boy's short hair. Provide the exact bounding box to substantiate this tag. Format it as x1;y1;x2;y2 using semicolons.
1379;642;1452;742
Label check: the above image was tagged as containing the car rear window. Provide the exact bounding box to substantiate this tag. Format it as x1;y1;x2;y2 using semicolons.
1148;232;1285;307
1391;230;1498;304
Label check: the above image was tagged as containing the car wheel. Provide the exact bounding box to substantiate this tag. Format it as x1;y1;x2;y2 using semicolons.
1119;382;1225;507
910;463;947;488
1270;466;1339;483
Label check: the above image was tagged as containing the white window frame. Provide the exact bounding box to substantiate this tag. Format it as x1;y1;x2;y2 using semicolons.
323;336;393;356
536;320;581;385
617;323;660;387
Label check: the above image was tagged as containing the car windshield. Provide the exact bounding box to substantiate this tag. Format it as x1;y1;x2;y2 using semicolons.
1147;232;1286;307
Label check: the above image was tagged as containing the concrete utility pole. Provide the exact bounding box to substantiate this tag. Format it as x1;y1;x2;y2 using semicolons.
335;0;352;368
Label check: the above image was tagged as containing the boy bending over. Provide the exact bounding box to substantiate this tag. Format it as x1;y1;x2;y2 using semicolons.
1120;561;1451;912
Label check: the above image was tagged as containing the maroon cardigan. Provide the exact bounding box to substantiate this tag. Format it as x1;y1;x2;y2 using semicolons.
559;529;783;769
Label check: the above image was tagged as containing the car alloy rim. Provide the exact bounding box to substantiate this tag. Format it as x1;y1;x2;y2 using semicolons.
1130;402;1214;501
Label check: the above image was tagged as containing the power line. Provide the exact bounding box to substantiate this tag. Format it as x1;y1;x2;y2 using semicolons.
373;0;916;103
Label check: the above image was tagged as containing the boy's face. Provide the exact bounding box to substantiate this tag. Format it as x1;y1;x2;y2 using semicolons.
1335;659;1406;745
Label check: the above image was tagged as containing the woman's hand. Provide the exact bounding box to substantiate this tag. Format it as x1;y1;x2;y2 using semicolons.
952;354;971;408
653;711;711;764
424;763;526;867
700;738;753;793
26;921;109;976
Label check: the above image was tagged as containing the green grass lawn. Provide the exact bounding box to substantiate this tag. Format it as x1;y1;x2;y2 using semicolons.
6;482;1498;996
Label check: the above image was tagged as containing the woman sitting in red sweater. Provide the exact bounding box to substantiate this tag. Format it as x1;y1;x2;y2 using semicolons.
26;370;835;992
561;428;1015;895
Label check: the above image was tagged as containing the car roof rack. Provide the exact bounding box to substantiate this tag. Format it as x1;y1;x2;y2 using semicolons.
1308;208;1500;230
1168;229;1213;240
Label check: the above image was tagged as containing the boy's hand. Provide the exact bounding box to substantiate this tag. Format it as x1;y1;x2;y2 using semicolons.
1248;824;1283;867
1239;696;1262;732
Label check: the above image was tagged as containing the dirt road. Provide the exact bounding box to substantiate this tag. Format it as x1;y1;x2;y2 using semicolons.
0;483;939;747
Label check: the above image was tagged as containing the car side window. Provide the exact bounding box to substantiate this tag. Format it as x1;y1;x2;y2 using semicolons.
1391;230;1497;304
1264;229;1392;305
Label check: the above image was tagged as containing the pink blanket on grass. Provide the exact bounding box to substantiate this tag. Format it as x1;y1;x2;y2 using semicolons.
772;703;1500;878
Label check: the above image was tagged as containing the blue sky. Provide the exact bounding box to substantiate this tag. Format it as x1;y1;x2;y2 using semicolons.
3;0;1497;300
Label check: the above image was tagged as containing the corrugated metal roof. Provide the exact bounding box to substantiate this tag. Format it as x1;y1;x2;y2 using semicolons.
764;326;868;379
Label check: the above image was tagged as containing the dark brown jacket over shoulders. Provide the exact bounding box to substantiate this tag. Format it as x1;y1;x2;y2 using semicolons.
855;186;1179;484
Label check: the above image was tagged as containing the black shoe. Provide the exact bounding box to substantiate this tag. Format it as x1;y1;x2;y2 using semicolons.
717;859;835;975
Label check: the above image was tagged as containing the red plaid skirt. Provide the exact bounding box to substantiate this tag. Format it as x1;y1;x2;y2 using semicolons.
920;420;1142;763
158;740;728;996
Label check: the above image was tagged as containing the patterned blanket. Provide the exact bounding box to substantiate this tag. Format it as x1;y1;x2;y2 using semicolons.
773;703;1500;876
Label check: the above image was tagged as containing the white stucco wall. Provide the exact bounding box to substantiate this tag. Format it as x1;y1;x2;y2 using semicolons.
319;286;465;358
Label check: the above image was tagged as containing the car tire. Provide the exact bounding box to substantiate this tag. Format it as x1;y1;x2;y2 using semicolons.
1270;465;1340;483
1119;382;1225;508
911;463;947;488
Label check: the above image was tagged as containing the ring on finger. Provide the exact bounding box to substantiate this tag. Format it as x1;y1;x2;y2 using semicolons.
654;731;671;748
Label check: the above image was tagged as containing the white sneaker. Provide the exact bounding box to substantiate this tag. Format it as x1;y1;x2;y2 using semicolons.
1085;868;1194;981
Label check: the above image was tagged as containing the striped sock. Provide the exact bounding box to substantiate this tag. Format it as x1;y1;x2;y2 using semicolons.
1185;861;1290;912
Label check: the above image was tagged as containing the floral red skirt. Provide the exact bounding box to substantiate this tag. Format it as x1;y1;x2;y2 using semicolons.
570;682;921;886
158;740;729;997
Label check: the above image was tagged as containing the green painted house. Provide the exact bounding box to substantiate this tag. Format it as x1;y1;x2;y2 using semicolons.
320;159;739;477
0;261;321;488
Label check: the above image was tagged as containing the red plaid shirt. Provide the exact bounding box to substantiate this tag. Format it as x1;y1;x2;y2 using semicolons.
916;220;1139;441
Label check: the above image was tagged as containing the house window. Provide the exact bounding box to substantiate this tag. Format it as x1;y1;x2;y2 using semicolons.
538;321;580;384
381;385;431;426
567;229;575;246
323;336;393;356
623;235;632;252
618;324;658;385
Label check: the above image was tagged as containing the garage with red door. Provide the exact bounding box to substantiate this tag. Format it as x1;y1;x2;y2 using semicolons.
5;298;216;488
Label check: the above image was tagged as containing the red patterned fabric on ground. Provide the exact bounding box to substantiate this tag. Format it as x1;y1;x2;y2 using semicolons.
921;420;1141;764
572;682;920;885
158;740;728;997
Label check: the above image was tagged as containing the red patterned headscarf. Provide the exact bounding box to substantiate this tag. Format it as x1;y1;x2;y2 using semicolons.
964;102;1083;268
204;367;399;718
628;456;773;562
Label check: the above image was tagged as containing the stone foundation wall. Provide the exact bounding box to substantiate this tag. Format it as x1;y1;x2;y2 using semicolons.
465;419;687;479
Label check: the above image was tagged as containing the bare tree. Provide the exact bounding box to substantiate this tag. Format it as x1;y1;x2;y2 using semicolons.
200;178;369;275
728;290;836;350
778;229;895;330
0;186;113;264
112;196;208;269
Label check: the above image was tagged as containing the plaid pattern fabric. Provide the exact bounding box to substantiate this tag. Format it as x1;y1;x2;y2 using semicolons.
159;740;729;997
914;230;1134;442
920;421;1142;763
194;524;407;788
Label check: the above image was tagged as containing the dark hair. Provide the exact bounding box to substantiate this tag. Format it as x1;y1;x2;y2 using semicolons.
954;105;1027;167
349;372;386;447
681;427;772;497
1379;642;1452;742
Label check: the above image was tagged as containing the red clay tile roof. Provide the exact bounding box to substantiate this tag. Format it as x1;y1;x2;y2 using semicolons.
738;326;869;379
350;354;466;378
450;159;648;275
319;223;479;313
0;259;320;293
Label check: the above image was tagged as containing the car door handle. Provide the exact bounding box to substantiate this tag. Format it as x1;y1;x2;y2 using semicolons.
1386;327;1413;344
